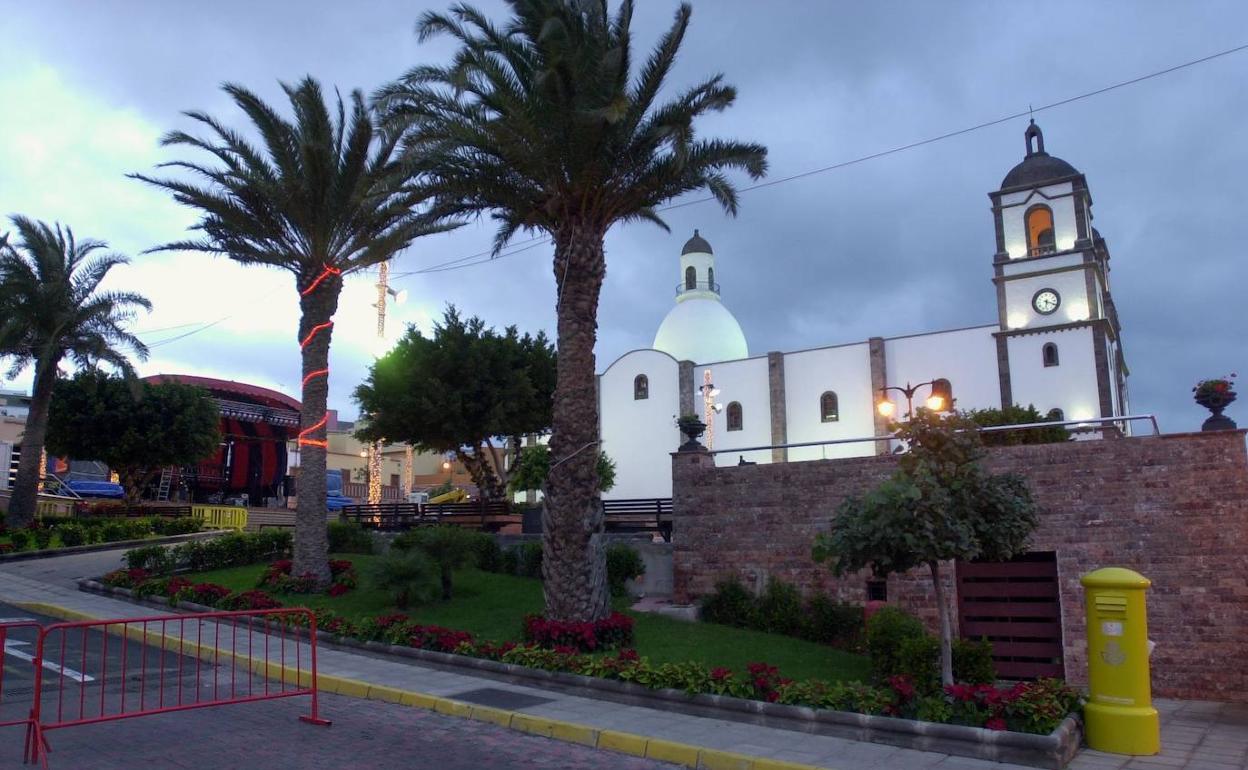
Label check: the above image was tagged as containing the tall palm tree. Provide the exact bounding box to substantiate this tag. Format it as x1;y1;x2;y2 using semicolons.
133;77;457;583
378;0;767;621
0;217;151;527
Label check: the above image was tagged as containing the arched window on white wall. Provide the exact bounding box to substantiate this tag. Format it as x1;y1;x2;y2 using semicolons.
1025;204;1056;256
1042;343;1059;367
820;391;839;422
707;266;715;289
685;265;696;290
726;402;743;431
633;374;649;400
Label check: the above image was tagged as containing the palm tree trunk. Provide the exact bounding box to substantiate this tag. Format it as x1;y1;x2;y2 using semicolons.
929;560;955;687
542;227;609;622
7;361;58;528
293;273;342;586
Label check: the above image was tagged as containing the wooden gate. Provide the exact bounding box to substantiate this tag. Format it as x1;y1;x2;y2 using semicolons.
955;551;1064;680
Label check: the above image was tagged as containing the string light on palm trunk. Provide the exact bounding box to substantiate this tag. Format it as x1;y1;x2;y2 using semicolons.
366;260;405;504
701;370;723;450
296;264;340;450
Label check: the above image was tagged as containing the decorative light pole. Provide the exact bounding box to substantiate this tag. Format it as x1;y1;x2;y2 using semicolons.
366;260;408;504
700;369;723;449
876;380;951;421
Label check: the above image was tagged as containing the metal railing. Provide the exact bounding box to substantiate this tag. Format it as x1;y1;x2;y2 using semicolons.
675;280;720;296
705;414;1162;457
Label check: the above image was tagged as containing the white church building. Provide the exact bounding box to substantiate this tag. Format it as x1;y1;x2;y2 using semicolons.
598;121;1129;500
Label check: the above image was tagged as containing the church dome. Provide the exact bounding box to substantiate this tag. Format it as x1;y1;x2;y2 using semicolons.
1000;120;1080;189
682;230;713;255
653;297;748;363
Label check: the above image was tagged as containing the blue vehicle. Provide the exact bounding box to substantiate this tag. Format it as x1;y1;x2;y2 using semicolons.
325;472;355;511
65;479;125;499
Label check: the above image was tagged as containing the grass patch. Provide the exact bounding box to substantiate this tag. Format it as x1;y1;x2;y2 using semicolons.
186;555;868;683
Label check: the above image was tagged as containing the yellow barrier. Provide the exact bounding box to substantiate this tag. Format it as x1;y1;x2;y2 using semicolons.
191;504;248;530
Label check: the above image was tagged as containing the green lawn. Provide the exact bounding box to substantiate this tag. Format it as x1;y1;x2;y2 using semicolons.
187;554;869;683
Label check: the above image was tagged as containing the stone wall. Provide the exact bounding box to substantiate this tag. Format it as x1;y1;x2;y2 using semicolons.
671;430;1248;702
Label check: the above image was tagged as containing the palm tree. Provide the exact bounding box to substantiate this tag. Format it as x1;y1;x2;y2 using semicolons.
378;0;767;621
132;77;457;584
0;217;151;527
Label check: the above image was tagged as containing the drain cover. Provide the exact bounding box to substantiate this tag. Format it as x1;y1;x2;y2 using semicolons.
447;687;555;710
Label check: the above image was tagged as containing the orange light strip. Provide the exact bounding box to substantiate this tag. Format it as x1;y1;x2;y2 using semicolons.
297;264;340;449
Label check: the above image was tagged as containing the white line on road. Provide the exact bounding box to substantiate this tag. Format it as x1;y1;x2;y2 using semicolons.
0;617;36;623
4;640;95;683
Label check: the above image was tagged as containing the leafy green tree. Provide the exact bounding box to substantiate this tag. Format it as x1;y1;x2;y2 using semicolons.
132;78;457;584
45;371;221;502
378;0;767;621
508;445;616;495
0;218;150;526
369;548;438;609
813;410;1038;687
393;525;477;600
355;306;555;501
962;404;1070;446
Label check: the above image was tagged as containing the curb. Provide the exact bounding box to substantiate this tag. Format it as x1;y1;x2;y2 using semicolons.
0;530;224;563
13;600;823;770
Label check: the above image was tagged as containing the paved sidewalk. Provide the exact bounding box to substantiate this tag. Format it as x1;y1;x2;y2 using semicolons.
2;564;1246;770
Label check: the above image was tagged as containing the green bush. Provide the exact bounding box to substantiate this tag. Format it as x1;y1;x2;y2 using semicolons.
699;577;756;627
865;606;928;681
605;544;646;597
517;541;543;578
393;526;477;599
872;611;997;690
57;524;87;548
500;547;519;575
327;521;375;554
469;533;503;572
33;528;54;549
756;579;804;635
953;637;996;685
125;531;292;574
150;517;203;536
126;545;177;575
8;530;31;551
802;595;864;649
369;549;438;609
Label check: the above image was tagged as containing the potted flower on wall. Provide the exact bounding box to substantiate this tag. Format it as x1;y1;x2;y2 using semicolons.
1193;373;1237;431
675;414;707;451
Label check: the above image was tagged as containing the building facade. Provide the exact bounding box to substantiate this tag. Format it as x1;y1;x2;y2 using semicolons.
599;122;1129;499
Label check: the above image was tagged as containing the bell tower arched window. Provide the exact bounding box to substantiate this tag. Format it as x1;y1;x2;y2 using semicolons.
633;374;649;400
1042;343;1059;367
684;266;696;290
726;402;743;431
820;391;839;422
707;266;714;290
1025;205;1056;256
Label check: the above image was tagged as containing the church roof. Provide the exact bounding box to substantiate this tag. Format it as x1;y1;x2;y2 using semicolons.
1000;120;1080;189
681;229;713;255
653;297;748;363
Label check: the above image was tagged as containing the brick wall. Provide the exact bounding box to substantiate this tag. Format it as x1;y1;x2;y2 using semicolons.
671;430;1248;702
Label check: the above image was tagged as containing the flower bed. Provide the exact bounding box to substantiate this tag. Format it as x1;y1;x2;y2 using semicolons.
259;558;358;597
522;611;634;651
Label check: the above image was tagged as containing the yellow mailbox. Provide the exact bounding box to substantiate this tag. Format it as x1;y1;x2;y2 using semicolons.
1080;567;1159;755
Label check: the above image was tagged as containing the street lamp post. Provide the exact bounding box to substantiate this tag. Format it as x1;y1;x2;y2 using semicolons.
700;369;723;449
876;380;950;421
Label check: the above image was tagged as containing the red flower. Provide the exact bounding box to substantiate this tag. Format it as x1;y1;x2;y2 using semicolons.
985;717;1007;731
327;583;348;597
710;667;733;681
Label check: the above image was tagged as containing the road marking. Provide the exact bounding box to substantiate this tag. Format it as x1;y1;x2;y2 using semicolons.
3;640;95;683
0;617;36;623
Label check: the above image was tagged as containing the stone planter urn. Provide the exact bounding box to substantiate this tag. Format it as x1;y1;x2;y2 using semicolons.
676;416;707;451
1194;382;1237;431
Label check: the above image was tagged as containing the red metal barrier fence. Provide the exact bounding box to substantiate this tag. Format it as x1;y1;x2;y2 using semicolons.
0;619;42;761
12;608;329;767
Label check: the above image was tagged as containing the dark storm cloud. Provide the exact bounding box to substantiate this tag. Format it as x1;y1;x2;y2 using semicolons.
3;0;1244;430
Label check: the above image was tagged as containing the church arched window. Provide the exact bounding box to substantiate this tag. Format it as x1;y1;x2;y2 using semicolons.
726;402;743;431
1042;343;1059;367
707;266;715;290
1025;205;1056;256
930;378;953;411
633;374;648;400
685;265;696;290
820;391;839;422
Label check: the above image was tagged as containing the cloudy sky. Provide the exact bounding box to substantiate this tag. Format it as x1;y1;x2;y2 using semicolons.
1;1;1244;431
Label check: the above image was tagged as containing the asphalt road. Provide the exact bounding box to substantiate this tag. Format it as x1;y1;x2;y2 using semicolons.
0;601;677;769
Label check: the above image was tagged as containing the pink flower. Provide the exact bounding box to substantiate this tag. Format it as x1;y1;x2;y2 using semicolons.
985;717;1007;731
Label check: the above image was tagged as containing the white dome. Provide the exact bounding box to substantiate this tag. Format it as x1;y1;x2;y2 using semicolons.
653;297;748;363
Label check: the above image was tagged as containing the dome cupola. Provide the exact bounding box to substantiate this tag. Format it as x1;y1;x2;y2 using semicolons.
1000;120;1080;190
653;229;748;363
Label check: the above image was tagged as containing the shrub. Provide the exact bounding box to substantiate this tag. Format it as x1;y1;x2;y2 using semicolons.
500;547;519;575
150;517;203;536
222;589;283;611
884;623;997;691
954;637;997;685
369;549;438;609
126;545;177;575
522;611;635;652
755;579;804;636
605;544;646;598
327;521;374;554
469;532;503;573
865;606;927;681
802;595;863;650
33;527;54;550
8;530;31;551
393;526;476;599
57;524;87;548
517;541;543;578
699;577;756;627
177;582;233;607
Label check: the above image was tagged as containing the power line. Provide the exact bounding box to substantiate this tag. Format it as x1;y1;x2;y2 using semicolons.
391;40;1248;275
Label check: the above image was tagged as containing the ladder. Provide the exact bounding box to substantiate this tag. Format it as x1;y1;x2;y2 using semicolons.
156;467;174;501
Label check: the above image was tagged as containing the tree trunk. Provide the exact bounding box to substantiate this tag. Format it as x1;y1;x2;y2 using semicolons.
7;360;59;528
929;560;955;687
541;227;609;622
293;270;342;587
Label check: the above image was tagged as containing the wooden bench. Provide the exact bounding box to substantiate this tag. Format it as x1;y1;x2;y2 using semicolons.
340;501;520;533
603;498;673;541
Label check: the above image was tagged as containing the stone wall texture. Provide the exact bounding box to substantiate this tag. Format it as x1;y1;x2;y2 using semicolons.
671;430;1248;702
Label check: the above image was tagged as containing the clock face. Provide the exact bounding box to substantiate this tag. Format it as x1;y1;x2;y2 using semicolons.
1033;289;1061;315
